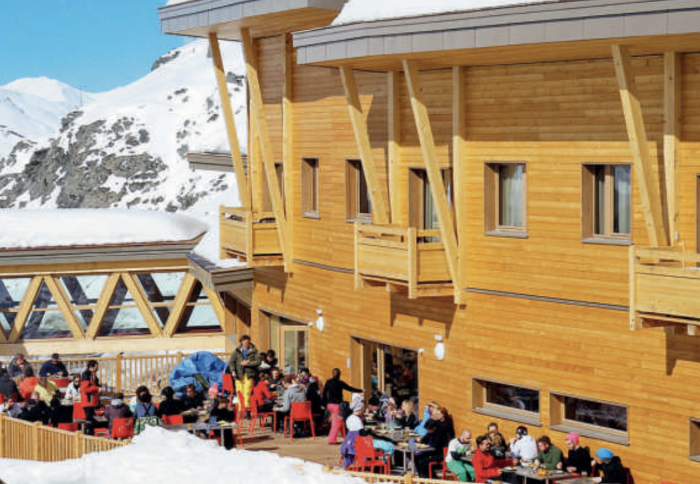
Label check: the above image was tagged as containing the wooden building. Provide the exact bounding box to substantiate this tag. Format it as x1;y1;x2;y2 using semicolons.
0;209;251;355
159;0;700;482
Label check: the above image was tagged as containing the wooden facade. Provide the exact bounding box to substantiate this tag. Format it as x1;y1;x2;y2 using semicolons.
159;1;700;482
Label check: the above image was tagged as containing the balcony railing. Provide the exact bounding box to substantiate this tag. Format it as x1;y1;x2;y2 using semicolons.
355;223;452;299
632;246;700;329
220;206;283;266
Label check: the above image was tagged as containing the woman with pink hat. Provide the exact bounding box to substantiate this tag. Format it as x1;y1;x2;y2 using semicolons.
564;432;592;475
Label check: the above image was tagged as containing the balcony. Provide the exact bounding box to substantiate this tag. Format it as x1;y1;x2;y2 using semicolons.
631;246;700;332
355;223;453;299
220;206;283;266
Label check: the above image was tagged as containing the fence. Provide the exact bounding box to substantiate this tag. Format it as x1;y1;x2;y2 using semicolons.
327;468;461;484
0;414;129;462
11;352;227;396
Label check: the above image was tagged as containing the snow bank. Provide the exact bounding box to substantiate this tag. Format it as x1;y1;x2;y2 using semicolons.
0;209;209;249
0;426;365;484
333;0;553;25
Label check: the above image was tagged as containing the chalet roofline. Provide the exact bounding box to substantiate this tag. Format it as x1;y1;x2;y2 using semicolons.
293;0;700;68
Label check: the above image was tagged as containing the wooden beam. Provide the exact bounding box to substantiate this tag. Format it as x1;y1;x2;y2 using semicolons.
611;44;669;247
241;28;288;266
162;273;196;337
403;60;460;298
388;71;402;225
208;32;250;208
453;65;467;306
45;275;85;339
339;66;391;225
282;33;295;272
8;276;43;342
202;285;225;330
121;273;163;338
85;273;120;340
664;51;682;246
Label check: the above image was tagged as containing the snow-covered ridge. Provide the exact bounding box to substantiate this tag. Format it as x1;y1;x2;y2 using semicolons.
0;209;209;250
333;0;555;25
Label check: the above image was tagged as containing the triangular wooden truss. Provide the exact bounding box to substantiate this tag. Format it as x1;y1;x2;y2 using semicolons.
3;271;225;343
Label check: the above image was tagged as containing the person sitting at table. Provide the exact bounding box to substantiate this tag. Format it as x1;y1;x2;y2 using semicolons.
39;353;68;378
595;448;625;483
534;435;564;470
487;422;507;460
273;376;306;433
252;374;274;413
157;386;183;417
49;389;66;427
18;366;39;402
340;398;365;468
0;368;20;401
0;394;22;418
34;377;58;405
181;383;204;410
269;367;283;394
564;432;592;475
396;399;419;430
416;406;455;478
414;401;439;437
472;435;504;483
365;396;383;422
258;350;278;375
7;353;26;379
134;391;157;418
305;376;324;422
209;395;237;450
104;392;132;434
446;429;475;482
64;374;81;401
19;391;49;424
509;425;537;465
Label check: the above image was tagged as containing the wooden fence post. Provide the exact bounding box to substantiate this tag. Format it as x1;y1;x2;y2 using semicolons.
32;422;41;461
176;351;183;364
116;353;123;393
73;431;81;459
0;413;5;458
404;472;413;484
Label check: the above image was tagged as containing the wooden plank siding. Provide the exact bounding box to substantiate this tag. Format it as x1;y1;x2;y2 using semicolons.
236;31;700;484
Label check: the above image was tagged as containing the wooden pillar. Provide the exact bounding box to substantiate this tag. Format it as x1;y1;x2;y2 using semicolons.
403;60;460;300
0;414;5;458
208;32;249;208
388;71;403;225
223;293;237;353
612;45;669;247
115;353;123;393
283;33;295;272
664;51;682;245
453;65;467;305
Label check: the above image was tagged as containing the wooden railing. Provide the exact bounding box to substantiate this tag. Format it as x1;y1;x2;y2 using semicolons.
355;223;452;298
17;352;227;396
0;414;129;461
220;206;282;264
327;468;465;484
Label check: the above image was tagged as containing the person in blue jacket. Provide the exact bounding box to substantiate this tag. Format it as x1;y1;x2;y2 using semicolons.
39;353;68;377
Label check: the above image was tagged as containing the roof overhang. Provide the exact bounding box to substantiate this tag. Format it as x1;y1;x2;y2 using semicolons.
188;253;253;306
159;0;347;40
187;151;249;173
0;239;202;268
293;0;700;70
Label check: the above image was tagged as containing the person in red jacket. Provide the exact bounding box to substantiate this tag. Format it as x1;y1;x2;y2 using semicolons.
80;360;101;434
252;374;274;412
472;435;504;483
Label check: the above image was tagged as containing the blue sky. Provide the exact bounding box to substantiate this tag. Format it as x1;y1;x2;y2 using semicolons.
0;1;187;93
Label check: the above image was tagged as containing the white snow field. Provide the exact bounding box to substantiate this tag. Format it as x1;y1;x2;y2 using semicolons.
0;426;366;484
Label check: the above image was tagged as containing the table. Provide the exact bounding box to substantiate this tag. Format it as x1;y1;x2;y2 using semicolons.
371;429;432;474
392;442;435;474
552;479;618;484
164;422;238;447
503;467;574;484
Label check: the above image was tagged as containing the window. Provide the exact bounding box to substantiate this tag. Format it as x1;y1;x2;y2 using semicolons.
690;419;700;462
582;164;631;241
0;278;31;335
265;313;308;375
550;393;628;445
302;157;319;217
485;163;526;235
472;378;541;425
346;159;372;221
409;168;453;242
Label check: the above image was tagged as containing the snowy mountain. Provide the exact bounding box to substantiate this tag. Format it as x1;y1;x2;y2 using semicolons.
0;77;91;158
0;39;246;216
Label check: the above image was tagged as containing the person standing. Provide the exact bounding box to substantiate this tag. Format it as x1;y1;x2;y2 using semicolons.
39;353;68;377
80;360;101;435
228;335;262;408
322;368;363;444
446;429;475;482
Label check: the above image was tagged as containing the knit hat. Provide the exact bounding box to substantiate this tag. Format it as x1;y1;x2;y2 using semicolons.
350;400;365;412
565;432;580;445
596;448;614;461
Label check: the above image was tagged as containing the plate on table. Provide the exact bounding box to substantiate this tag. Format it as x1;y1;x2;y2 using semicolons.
502;467;517;472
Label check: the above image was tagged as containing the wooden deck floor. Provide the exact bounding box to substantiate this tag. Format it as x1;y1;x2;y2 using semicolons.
239;424;341;467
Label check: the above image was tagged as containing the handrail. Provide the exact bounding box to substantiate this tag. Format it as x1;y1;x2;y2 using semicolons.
326;467;461;484
634;246;699;266
356;225;444;247
220;206;276;223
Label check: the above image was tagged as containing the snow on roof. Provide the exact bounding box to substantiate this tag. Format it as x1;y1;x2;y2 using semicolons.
191;220;248;270
0;426;368;484
333;0;554;25
0;209;209;250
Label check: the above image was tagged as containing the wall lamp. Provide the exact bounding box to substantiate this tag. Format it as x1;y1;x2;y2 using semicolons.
434;334;445;361
308;308;324;333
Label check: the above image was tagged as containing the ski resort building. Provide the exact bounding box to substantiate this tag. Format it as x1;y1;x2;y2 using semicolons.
159;0;700;482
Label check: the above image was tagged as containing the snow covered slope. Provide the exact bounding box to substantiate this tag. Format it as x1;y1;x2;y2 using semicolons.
333;0;555;24
0;39;245;214
0;77;91;158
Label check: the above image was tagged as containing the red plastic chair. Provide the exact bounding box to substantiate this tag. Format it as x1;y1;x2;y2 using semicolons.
429;447;458;480
494;458;515;468
111;418;134;440
248;397;276;436
236;391;252;425
58;422;79;432
0;394;4;404
73;402;86;421
222;373;235;405
351;435;390;474
162;414;184;425
283;401;316;441
52;378;71;389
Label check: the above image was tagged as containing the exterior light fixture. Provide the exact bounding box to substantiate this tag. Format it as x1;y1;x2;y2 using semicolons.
315;309;324;333
434;334;445;361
